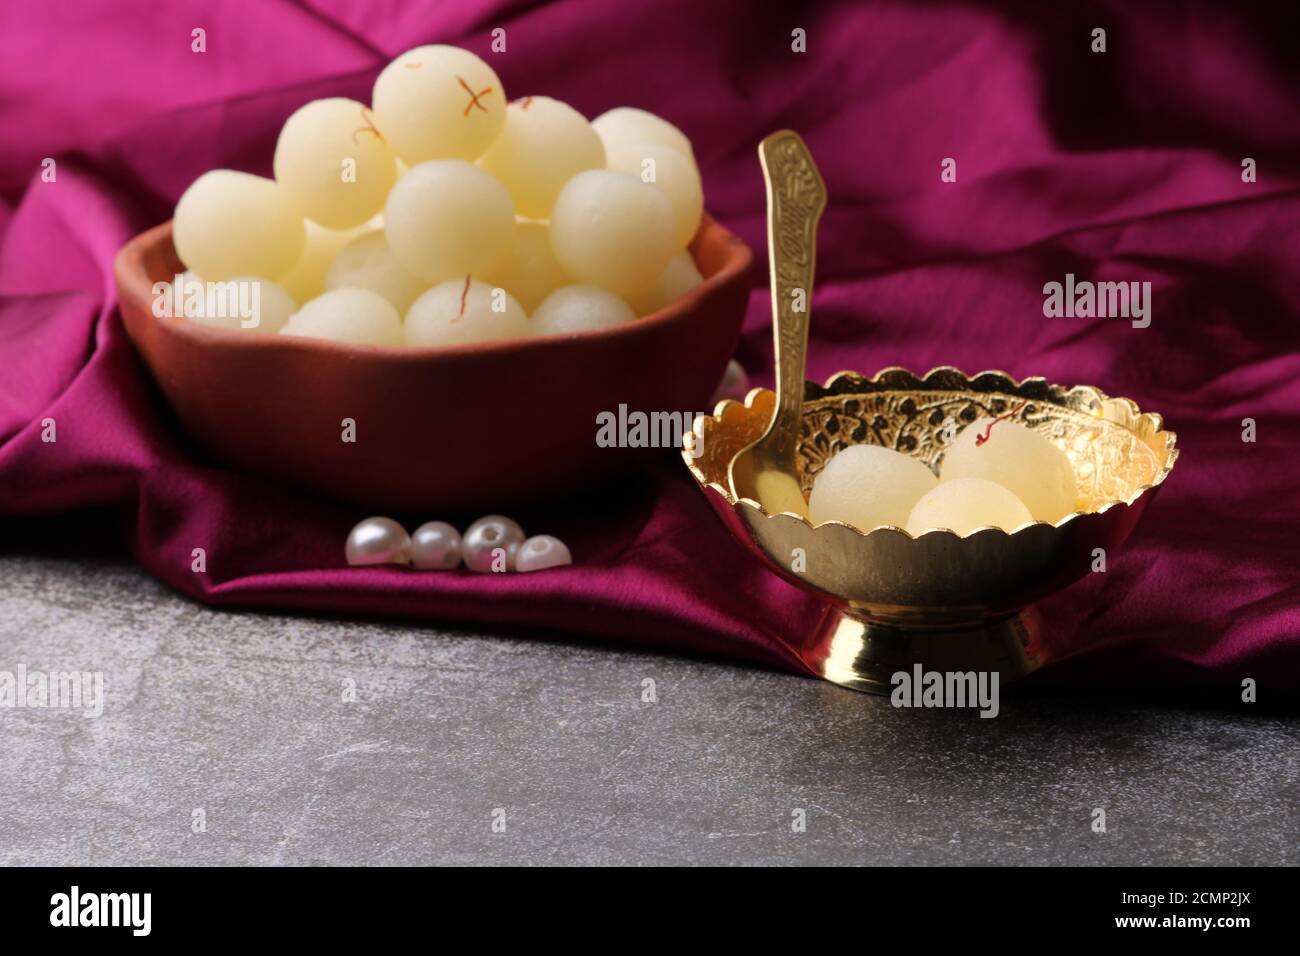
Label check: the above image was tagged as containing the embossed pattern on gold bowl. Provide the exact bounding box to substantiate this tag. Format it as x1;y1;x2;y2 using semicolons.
682;367;1178;690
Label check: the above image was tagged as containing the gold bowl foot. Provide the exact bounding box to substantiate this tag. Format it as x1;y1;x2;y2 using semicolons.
804;605;1047;694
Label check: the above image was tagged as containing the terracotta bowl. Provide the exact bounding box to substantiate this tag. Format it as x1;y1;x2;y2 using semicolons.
114;217;753;511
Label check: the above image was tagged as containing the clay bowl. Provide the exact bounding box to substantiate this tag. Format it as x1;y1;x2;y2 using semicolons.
114;216;753;511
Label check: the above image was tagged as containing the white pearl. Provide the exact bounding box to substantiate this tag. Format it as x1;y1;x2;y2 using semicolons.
462;515;525;573
516;535;573;572
410;521;462;570
345;517;410;566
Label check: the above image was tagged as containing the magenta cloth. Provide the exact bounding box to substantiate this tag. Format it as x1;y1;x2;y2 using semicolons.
2;1;1298;694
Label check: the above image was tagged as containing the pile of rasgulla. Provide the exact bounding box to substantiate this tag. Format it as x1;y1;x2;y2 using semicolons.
806;411;1079;537
168;45;705;346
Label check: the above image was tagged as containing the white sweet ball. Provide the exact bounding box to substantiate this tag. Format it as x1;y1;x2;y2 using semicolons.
940;417;1077;522
808;444;938;531
372;45;505;164
169;271;204;318
173;170;305;281
242;278;298;333
531;284;635;337
405;277;529;347
624;252;704;316
325;230;425;315
277;221;370;304
279;287;404;347
384;160;514;283
549;170;675;295
479;96;605;218
591;107;693;158
184;276;296;334
273;97;396;229
906;477;1034;537
604;141;703;249
483;220;572;312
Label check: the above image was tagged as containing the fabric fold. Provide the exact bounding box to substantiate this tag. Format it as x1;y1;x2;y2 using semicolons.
2;0;1297;694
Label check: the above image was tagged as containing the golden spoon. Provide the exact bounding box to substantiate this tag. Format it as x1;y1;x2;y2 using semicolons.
727;130;827;515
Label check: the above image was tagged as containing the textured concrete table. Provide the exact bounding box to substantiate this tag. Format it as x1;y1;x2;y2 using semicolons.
0;552;1294;866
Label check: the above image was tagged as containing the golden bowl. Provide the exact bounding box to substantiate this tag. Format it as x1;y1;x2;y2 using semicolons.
683;367;1178;693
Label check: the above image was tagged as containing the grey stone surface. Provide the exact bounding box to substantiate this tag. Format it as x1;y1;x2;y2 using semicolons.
0;552;1294;866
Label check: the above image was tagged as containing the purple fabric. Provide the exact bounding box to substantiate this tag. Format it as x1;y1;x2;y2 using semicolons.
2;0;1298;693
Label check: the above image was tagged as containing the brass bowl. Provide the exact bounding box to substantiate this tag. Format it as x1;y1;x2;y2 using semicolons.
683;367;1178;693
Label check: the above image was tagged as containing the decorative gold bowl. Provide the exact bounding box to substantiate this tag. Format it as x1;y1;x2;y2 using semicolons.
683;367;1178;693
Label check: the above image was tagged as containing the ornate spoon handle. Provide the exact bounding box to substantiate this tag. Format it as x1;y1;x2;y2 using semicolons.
758;130;827;468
